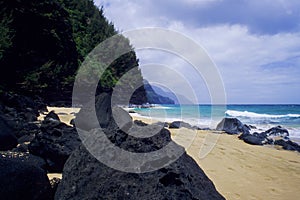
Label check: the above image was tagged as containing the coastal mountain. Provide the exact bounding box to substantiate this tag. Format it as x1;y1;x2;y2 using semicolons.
143;80;175;104
149;83;194;105
144;81;194;104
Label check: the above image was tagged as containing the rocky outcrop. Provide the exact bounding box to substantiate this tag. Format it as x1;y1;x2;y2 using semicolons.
0;158;52;200
44;111;60;121
74;93;112;131
239;126;290;145
0;116;18;150
274;139;300;152
216;118;250;135
55;98;224;200
29;116;81;172
239;133;266;145
0;151;47;170
55;145;224;200
238;126;300;152
264;126;289;138
0;92;44;142
169;121;193;129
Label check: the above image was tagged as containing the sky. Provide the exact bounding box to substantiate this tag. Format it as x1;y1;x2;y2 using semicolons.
95;0;300;104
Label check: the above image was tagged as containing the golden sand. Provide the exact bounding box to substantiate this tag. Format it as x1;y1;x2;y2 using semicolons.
132;115;300;200
38;106;80;126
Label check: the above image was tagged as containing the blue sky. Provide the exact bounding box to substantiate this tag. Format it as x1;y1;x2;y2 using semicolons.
95;0;300;104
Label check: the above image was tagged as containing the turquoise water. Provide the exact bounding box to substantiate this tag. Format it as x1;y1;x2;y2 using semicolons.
132;104;300;139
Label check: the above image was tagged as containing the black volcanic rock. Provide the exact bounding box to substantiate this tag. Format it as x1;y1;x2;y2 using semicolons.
0;158;52;200
264;126;289;138
169;121;193;129
0;92;44;141
0;115;18;150
240;134;265;145
274;139;300;152
238;125;300;151
29;118;81;172
55;144;224;200
44;111;60;121
74;93;112;131
56;92;224;199
216;118;250;135
0;151;47;171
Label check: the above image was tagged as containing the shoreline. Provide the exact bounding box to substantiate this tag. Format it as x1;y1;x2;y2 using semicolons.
46;107;300;200
131;114;300;200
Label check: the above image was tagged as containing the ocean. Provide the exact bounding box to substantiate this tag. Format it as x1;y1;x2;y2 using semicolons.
131;104;300;140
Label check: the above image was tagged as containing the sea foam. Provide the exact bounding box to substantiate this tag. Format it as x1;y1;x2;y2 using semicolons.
225;110;300;119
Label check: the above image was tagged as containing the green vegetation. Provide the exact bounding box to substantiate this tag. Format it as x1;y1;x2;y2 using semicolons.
0;5;13;61
0;0;146;104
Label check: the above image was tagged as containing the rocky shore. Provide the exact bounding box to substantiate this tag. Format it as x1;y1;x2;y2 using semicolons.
0;92;224;200
132;115;300;199
1;91;299;199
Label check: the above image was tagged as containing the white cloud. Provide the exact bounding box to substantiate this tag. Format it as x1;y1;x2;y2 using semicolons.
164;24;300;103
96;0;300;103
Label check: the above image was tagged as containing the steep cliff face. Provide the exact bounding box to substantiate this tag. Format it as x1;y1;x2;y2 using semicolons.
143;80;175;104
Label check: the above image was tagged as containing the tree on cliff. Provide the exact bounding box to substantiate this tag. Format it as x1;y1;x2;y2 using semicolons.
0;0;147;104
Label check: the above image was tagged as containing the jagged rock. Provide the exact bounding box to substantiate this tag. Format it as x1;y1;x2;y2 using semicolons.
239;134;265;145
128;110;136;113
45;111;60;121
0;115;18;150
169;121;193;129
55;145;224;200
0;158;51;200
0;92;43;139
74;93;112;131
69;119;75;127
29;118;81;172
109;106;133;132
216;118;250;135
50;178;61;198
57;93;224;199
264;126;289;138
274;139;300;152
0;151;47;170
12;143;29;152
247;124;257;129
237;124;300;152
134;120;148;126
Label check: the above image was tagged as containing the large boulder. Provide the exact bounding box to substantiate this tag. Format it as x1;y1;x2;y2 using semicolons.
44;110;60;121
0;115;18;150
0;92;43;140
216;118;250;135
0;158;52;200
56;92;224;199
239;126;291;146
0;151;47;170
29;117;81;172
55;145;224;200
169;121;193;129
274;139;300;152
264;126;289;138
74;93;112;131
239;133;265;145
109;106;133;132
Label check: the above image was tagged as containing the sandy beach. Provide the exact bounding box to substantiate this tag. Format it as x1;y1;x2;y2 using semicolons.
45;107;300;200
132;115;300;200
